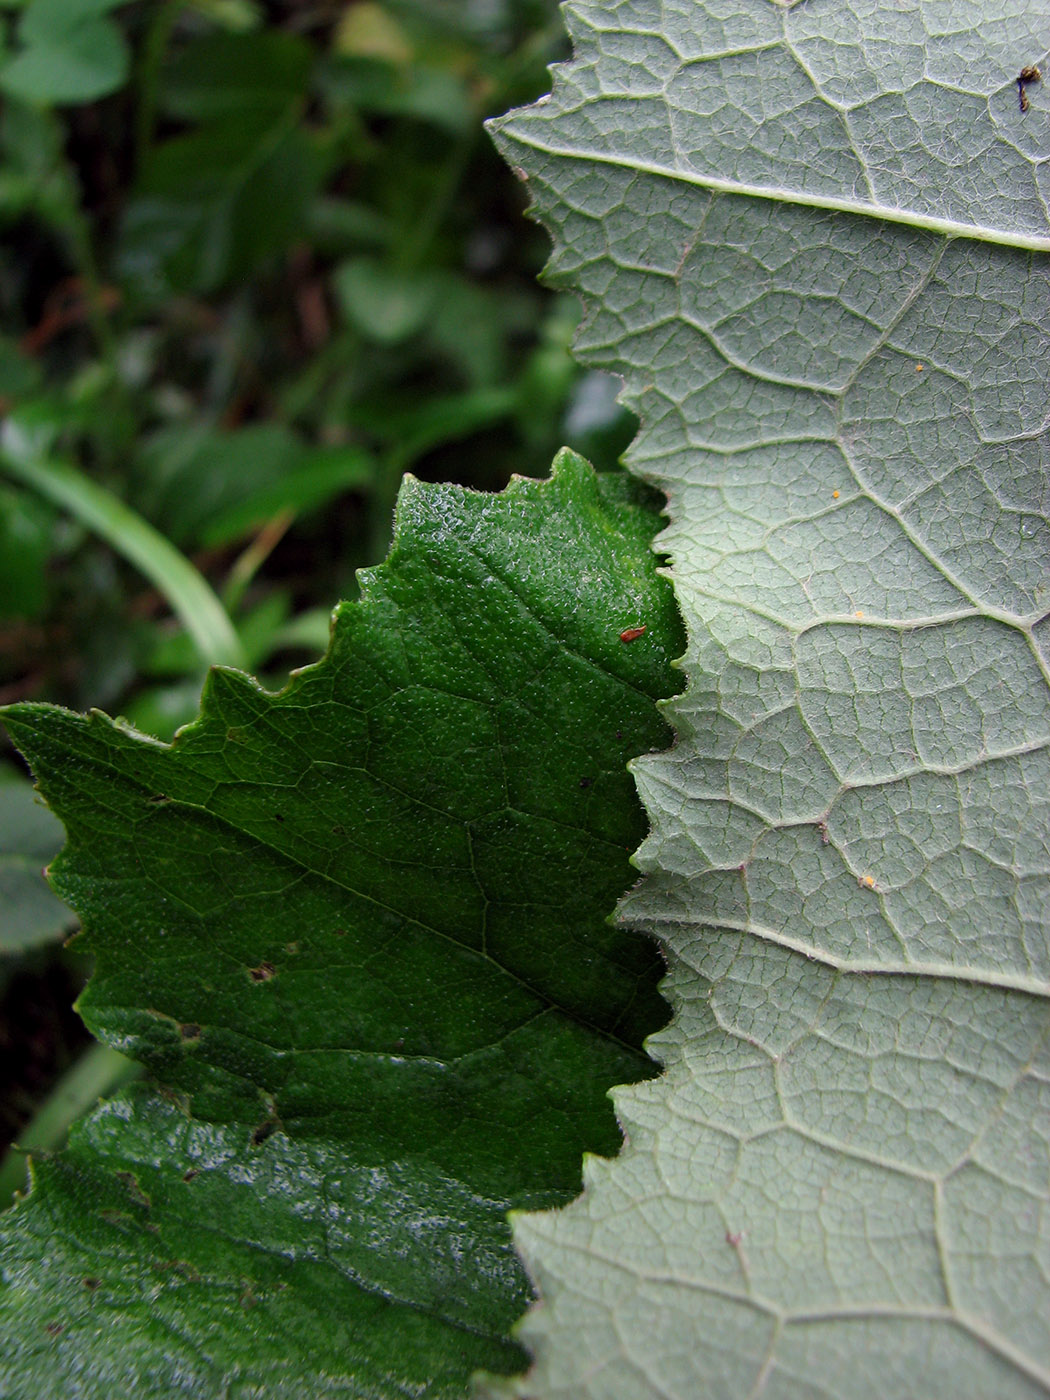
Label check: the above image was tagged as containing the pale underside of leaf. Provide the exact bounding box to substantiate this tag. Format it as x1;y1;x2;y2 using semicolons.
487;2;1050;1396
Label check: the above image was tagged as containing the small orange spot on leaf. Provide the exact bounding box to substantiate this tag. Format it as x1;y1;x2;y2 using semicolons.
620;626;647;643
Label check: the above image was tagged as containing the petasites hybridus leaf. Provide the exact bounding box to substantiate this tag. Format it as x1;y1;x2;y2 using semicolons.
0;450;683;1400
489;4;1050;1397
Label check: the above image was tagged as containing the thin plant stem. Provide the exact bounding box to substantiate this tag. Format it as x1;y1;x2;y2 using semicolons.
0;442;246;670
0;1043;143;1209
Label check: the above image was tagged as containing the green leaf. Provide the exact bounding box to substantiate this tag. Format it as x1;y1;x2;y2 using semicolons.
131;423;375;549
0;0;128;105
334;255;444;344
488;3;1050;1396
119;35;318;296
0;765;73;953
0;484;50;621
159;29;312;124
0;451;684;1398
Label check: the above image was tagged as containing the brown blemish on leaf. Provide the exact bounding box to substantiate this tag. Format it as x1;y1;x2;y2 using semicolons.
82;1277;101;1290
248;962;275;982
45;1322;63;1337
153;1259;200;1282
182;1169;199;1183
179;1022;201;1041
100;1208;134;1228
1018;65;1041;111
114;1171;151;1209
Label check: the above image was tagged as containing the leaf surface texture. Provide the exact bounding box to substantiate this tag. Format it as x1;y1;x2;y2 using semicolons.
488;4;1050;1396
0;451;682;1399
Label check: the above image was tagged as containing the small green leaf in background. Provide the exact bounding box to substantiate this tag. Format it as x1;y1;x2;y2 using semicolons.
488;2;1050;1396
0;451;684;1399
0;485;51;621
0;0;129;106
119;28;319;296
335;255;443;345
0;766;73;954
131;422;374;550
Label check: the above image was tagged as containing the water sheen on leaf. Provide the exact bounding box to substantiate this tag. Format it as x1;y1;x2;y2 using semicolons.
488;3;1050;1397
0;450;683;1400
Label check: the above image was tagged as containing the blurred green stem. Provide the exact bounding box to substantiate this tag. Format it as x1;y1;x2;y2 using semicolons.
396;125;474;274
0;442;247;670
136;0;186;171
0;1043;143;1209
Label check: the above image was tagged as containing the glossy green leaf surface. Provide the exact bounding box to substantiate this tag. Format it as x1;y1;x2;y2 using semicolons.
488;3;1050;1396
0;450;683;1399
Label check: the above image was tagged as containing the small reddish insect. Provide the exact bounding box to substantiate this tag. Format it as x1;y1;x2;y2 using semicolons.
620;625;647;643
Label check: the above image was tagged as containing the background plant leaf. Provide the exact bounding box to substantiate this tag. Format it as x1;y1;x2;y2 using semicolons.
0;450;683;1399
488;3;1050;1396
0;0;129;106
0;766;72;954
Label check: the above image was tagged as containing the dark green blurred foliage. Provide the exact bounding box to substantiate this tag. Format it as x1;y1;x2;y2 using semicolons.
0;0;636;734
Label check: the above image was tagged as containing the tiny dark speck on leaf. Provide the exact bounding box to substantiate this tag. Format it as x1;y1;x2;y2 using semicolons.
182;1169;199;1183
179;1022;201;1041
579;776;592;789
82;1277;101;1290
249;962;275;982
45;1322;63;1337
251;1120;276;1146
274;812;285;823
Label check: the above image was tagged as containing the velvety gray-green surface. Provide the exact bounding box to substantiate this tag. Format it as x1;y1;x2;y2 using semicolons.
489;3;1050;1397
0;451;683;1399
